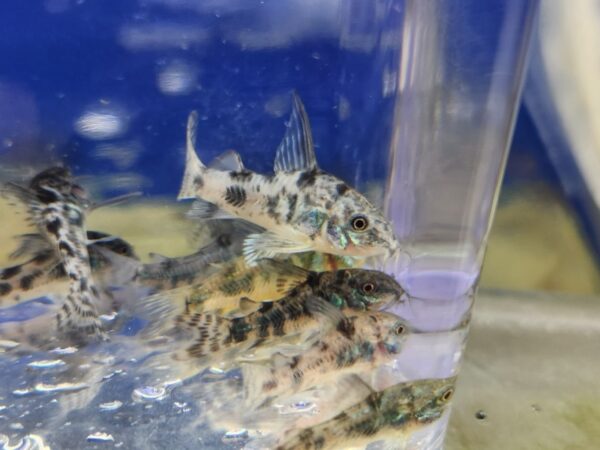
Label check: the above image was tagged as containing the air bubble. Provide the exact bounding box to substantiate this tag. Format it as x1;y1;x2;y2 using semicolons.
132;386;166;402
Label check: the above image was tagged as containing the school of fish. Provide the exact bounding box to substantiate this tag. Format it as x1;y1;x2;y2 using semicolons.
0;94;457;449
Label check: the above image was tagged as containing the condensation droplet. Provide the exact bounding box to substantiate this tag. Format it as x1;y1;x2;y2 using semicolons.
27;359;66;369
75;108;128;140
99;401;123;412
34;382;88;393
50;346;78;355
222;429;248;443
87;432;115;443
157;61;197;96
132;386;166;402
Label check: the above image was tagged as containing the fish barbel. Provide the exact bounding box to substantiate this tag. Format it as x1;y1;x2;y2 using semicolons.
178;93;400;265
275;377;456;450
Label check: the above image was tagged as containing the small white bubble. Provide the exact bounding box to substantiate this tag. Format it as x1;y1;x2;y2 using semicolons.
9;422;23;430
87;432;114;443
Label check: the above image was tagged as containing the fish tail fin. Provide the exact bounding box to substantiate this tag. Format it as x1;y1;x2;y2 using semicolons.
56;289;105;342
241;360;281;407
178;111;206;200
175;310;233;359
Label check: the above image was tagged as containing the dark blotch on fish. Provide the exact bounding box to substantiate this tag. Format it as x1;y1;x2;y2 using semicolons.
266;195;280;221
46;218;62;238
286;194;297;223
193;175;204;188
224;185;247;207
20;271;42;290
229;171;252;181
217;233;232;248
336;317;355;339
336;183;350;197
0;283;12;296
296;169;318;188
1;265;22;280
58;241;75;258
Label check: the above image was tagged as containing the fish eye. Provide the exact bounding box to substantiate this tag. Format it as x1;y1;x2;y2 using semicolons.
441;388;454;402
394;324;406;335
350;215;369;232
362;282;376;294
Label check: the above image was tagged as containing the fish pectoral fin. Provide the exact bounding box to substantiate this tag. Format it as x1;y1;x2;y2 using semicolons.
186;199;238;221
209;149;245;171
340;373;376;396
132;290;183;338
273;92;318;173
238;297;261;314
10;233;51;259
243;232;313;266
306;296;348;329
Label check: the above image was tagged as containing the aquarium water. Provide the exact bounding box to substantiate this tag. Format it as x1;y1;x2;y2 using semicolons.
0;1;537;449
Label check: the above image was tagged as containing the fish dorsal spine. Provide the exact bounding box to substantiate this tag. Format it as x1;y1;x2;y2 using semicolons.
274;92;318;173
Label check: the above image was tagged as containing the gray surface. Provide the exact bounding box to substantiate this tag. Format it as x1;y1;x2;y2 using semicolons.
447;289;600;450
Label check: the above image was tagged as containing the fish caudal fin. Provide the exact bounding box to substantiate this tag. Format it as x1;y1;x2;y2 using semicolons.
56;291;105;342
178;111;206;200
241;353;291;407
175;311;232;359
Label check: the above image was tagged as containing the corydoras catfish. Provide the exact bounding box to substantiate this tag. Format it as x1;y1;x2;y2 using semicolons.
0;231;137;306
275;377;456;450
241;310;412;406
178;93;400;264
3;167;107;340
183;257;311;315
171;268;404;364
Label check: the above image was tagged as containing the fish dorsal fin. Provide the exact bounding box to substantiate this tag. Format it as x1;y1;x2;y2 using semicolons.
273;93;317;173
209;150;245;172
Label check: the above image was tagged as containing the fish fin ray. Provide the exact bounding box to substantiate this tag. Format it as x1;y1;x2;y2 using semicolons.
274;92;317;173
90;191;142;211
186;199;237;220
243;232;313;266
178;111;206;200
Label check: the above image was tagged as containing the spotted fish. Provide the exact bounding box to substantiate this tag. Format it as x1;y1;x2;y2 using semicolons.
135;219;260;291
0;231;137;306
178;93;400;265
3;167;107;340
275;377;456;450
172;268;404;363
183;257;310;315
241;311;412;406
